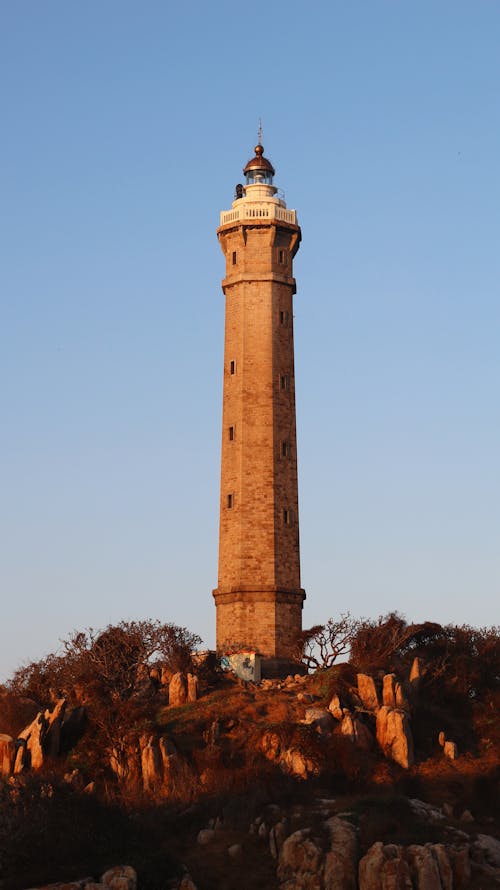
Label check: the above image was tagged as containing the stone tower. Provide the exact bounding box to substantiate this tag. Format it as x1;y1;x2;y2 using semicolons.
212;142;306;668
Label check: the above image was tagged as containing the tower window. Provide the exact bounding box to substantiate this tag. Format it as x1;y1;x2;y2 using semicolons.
281;440;290;458
230;360;236;375
278;249;287;264
229;426;235;441
227;493;233;509
279;310;290;326
280;374;290;390
283;509;293;526
232;251;237;265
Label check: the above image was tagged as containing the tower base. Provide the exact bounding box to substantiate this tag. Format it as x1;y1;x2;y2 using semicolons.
212;587;306;660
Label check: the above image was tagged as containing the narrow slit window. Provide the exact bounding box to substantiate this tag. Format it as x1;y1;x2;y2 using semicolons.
280;374;290;390
283;509;293;526
227;493;233;508
279;310;289;326
281;440;290;458
278;248;286;263
232;251;237;265
230;360;236;375
229;426;235;441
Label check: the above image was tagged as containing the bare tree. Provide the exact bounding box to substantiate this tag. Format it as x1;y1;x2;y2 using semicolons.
293;614;360;671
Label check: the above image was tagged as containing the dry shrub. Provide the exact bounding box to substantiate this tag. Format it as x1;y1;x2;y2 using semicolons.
0;692;39;737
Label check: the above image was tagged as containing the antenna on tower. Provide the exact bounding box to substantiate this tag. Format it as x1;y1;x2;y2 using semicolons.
258;118;263;145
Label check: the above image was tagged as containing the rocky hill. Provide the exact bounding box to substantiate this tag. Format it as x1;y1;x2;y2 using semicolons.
0;617;499;889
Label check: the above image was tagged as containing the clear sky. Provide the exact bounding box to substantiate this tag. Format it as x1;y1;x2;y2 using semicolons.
1;1;499;682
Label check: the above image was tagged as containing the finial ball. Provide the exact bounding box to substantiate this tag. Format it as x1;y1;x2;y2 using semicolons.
255;144;264;156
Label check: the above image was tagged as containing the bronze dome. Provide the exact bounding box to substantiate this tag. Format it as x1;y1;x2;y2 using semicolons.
243;143;275;176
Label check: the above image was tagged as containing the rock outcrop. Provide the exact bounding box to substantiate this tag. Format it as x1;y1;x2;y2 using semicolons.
259;730;320;779
277;816;357;889
357;674;380;711
376;706;414;769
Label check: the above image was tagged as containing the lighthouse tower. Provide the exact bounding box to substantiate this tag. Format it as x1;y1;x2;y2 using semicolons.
212;141;306;669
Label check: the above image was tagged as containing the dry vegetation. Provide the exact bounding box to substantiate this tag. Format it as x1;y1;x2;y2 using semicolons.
0;614;499;889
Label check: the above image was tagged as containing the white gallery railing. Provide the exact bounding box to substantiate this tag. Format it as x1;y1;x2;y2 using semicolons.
220;204;297;226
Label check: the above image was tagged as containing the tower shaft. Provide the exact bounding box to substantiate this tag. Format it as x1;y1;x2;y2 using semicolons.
213;144;305;662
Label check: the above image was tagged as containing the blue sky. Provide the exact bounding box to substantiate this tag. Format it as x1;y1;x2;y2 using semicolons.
1;1;498;681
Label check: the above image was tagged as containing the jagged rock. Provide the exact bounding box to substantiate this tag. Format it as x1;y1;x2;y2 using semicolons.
408;799;445;822
460;809;474;823
259;730;319;779
101;865;137;889
169;673;188;707
323;816;358;889
270;821;287;859
382;674;397;709
179;876;197;890
438;731;446;747
376;707;414;769
473;834;500;868
429;844;453;889
327;695;343;720
187;673;199;702
303;707;335;734
448;847;471;889
161;666;173;686
357;674;379;711
407;845;443;890
197;828;216;845
17;698;67;770
409;657;423;691
277;818;357;889
395;682;409;712
0;733;16;777
228;843;242;858
340;714;373;750
297;692;314;703
258;820;268;839
140;735;163;791
359;841;385;889
205;719;220;746
359;841;412;890
277;828;323;887
443;740;457;760
281;747;319;780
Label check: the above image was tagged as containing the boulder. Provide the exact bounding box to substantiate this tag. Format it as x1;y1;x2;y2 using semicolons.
448;846;471;889
340;714;373;751
281;747;319;780
303;707;335;734
443;740;458;760
187;673;199;702
407;845;443;890
0;733;16;777
140;735;163;791
431;844;453;890
473;834;500;868
409;657;423;691
376;707;414;769
169;672;188;707
327;694;343;720
382;674;397;709
17;698;67;769
357;674;379;711
270;821;287;859
197;828;216;845
395;682;409;712
277;828;323;888
323;816;357;889
100;865;137;890
359;842;412;890
179;876;198;890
